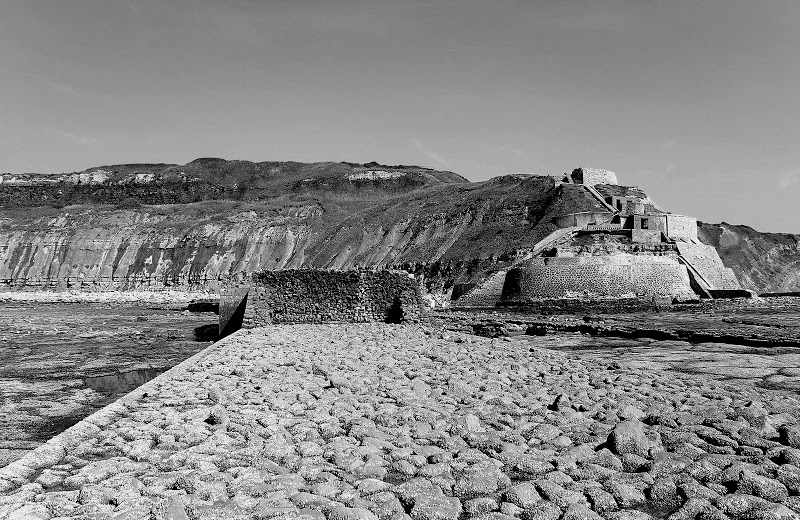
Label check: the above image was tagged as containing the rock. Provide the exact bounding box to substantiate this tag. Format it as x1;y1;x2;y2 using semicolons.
5;503;52;520
154;496;191;520
607;421;649;457
648;478;680;511
534;481;587;509
666;498;715;520
715;493;772;518
737;470;789;502
777;464;800;494
505;482;541;510
780;425;800;449
618;405;646;421
604;512;655;520
561;504;603;520
410;494;462;520
520;500;561;520
496;453;554;476
329;507;380;520
584;487;618;514
453;464;507;499
393;479;442;507
606;482;646;509
498;502;522;517
463;497;499;516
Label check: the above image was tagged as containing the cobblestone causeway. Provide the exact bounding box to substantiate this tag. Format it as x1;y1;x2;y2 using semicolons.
2;323;800;519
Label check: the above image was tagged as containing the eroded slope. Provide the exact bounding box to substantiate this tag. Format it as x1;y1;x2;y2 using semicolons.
698;222;800;292
0;162;606;291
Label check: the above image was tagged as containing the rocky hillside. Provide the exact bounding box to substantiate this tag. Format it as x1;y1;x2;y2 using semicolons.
1;158;796;294
0;160;612;292
698;222;800;292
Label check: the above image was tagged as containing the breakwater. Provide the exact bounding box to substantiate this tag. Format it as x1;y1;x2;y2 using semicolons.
2;324;799;519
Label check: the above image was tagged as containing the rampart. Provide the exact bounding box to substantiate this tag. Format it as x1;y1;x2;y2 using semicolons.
553;211;612;229
219;269;423;332
570;167;618;186
500;254;696;302
663;214;698;241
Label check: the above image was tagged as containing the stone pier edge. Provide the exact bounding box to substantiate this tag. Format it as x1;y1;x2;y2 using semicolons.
0;329;248;494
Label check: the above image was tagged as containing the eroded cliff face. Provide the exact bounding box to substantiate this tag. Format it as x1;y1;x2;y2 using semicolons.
0;162;607;292
5;158;790;294
698;222;800;292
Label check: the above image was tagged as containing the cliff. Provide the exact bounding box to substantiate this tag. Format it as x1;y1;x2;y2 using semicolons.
0;158;794;294
0;160;611;292
697;222;800;292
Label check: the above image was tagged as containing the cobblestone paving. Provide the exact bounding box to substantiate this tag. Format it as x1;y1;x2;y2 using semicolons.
2;323;800;519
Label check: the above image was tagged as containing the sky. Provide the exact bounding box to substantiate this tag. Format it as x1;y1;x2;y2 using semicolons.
1;1;798;233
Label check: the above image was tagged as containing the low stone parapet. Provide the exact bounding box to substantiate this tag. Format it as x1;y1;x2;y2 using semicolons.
219;269;424;334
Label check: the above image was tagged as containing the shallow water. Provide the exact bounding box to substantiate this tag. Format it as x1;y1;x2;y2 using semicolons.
0;302;216;467
84;367;168;396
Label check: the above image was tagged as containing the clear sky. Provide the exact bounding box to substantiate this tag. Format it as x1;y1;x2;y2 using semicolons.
1;1;798;232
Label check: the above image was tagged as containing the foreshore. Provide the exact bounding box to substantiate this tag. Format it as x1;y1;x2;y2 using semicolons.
0;290;218;305
1;323;799;519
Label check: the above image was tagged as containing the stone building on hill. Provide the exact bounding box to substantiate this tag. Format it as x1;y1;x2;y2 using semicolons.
454;167;746;308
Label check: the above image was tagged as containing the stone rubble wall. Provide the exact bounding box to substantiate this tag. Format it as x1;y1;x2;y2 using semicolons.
501;255;696;301
665;215;698;242
240;269;423;326
676;243;742;290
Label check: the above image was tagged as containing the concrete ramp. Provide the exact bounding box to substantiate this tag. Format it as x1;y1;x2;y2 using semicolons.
675;242;742;291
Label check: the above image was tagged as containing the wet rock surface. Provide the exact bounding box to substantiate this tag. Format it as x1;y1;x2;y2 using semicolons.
2;323;799;519
0;302;216;468
437;298;800;396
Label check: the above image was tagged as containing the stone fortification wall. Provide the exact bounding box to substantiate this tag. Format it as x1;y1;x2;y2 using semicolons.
553;211;612;229
665;214;698;241
570;168;618;186
237;269;423;327
501;255;695;302
676;243;742;290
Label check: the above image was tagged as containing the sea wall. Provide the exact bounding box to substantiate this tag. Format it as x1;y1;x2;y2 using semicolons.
501;255;696;302
676;242;742;290
229;269;423;327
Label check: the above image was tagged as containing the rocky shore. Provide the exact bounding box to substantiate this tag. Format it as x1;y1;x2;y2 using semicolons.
0;302;217;470
2;323;799;519
0;291;217;305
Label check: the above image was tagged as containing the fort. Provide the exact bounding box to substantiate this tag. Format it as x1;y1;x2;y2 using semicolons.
454;167;745;307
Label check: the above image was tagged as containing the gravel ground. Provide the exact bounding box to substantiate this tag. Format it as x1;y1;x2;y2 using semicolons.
2;323;800;520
